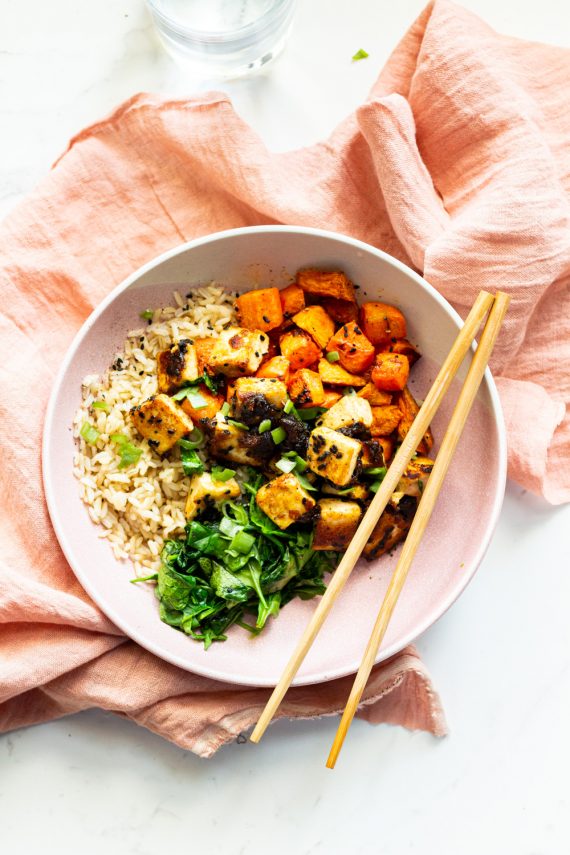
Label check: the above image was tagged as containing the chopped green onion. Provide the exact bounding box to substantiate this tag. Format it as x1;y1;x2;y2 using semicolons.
221;401;230;417
295;472;319;492
369;479;385;493
258;419;272;434
179;447;204;475
283;398;294;414
179;428;204;450
80;422;99;444
92;400;109;412
211;466;236;482
110;433;142;469
352;48;369;62
140;309;154;320
220;516;242;538
271;426;286;445
110;432;128;445
297;407;325;422
276;457;297;474
282;450;308;472
185;389;208;409
228;419;249;431
364;466;387;477
230;530;255;554
326;351;340;363
172;385;204;402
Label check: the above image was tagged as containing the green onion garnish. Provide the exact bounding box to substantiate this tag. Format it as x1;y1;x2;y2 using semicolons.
294;472;319;492
140;309;154;320
364;466;387;477
283;399;294;414
110;433;142;469
221;401;230;417
282;450;308;472
297;407;325;422
179;446;204;475
258;419;272;433
230;530;255;554
369;479;385;493
326;351;340;363
211;466;236;482
352;48;369;62
80;422;99;444
276;458;297;474
228;419;249;431
92;400;109;412
220;516;242;538
179;428;204;450
185;390;208;409
271;426;286;445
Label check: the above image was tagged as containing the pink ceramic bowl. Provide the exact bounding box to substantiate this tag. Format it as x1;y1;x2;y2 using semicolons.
43;226;506;687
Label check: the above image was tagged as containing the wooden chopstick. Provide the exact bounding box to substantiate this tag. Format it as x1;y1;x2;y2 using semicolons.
326;291;510;768
249;290;495;745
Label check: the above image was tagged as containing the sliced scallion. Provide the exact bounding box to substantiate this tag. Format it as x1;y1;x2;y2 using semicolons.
230;530;255;554
228;419;249;431
179;428;204;450
221;401;230;417
80;422;99;444
294;472;319;492
185;389;208;409
282;450;308;472
92;400;109;412
297;407;325;422
364;466;387;477
271;426;286;445
326;351;340;363
258;419;272;434
276;458;297;474
211;466;236;482
283;399;294;414
140;309;154;320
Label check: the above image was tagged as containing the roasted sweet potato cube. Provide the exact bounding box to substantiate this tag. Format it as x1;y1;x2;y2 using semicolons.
235;287;283;332
130;394;194;454
292;306;335;349
231;377;288;421
256;355;291;383
279;328;321;370
317;358;366;387
391;338;421;366
157;340;199;394
321;388;343;409
194;337;216;375
371;352;410;392
288;369;325;407
256;473;316;530
279;284;305;324
321;298;359;325
312;499;362;551
370;405;402;436
326;322;376;374
364;496;417;559
180;385;225;422
359;302;407;346
357;382;392;407
296;268;356;302
395;386;433;454
377;437;394;465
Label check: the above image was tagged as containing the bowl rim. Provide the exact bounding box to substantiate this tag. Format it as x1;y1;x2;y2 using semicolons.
42;225;507;686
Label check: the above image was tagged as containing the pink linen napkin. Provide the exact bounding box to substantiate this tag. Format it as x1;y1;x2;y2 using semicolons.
1;0;569;757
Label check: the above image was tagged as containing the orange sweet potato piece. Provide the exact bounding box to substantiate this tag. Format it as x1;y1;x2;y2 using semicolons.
321;388;343;409
317;358;367;388
321;298;359;325
396;387;433;454
288;369;325;407
371;352;410;392
181;385;225;422
235;287;283;332
296;268;356;302
256;355;291;383
292;306;335;349
279;284;305;325
279;328;321;370
360;302;407;346
391;338;420;367
226;381;235;402
194;338;216;375
357;382;392;407
370;405;402;437
326;322;376;374
377;437;395;465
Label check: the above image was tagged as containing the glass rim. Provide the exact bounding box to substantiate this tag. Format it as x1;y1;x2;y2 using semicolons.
146;0;294;42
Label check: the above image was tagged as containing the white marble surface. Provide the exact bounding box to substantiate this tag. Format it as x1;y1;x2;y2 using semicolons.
1;1;570;853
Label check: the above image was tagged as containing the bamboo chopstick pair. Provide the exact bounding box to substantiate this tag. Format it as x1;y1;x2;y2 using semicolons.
250;289;510;767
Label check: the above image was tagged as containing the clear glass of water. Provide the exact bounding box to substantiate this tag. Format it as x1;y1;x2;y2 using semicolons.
146;0;297;77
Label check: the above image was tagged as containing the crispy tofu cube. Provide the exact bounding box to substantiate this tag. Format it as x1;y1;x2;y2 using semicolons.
230;377;288;421
157;339;199;394
185;471;240;520
130;394;194;454
208;413;265;466
318;395;372;431
396;457;434;498
256;473;316;530
364;495;417;560
313;499;362;550
306;426;362;486
322;483;370;502
206;327;269;378
359;439;385;470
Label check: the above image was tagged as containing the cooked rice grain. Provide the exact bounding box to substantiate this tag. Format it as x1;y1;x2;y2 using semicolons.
73;285;235;573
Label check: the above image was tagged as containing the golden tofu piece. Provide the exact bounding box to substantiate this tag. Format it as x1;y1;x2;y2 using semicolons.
157;339;199;394
364;495;417;560
313;499;362;550
322;483;370;502
130;394;194;454
358;439;385;470
396;457;434;498
318;395;372;431
306;426;361;486
208;413;265;466
184;472;240;520
230;377;288;421
206;327;269;378
256;473;316;530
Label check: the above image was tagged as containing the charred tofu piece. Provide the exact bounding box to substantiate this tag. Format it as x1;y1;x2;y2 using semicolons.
364;495;417;559
157;339;199;394
288;369;325;407
359;439;385;470
185;472;240;520
396;386;433;455
130;394;194;454
318;395;372;431
313;499;362;550
256;473;316;530
396;457;434;498
206;327;269;378
322;483;370;502
230;377;288;423
207;413;267;466
306;426;362;486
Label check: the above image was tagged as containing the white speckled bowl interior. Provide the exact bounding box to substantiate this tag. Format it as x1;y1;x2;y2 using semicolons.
43;226;506;687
